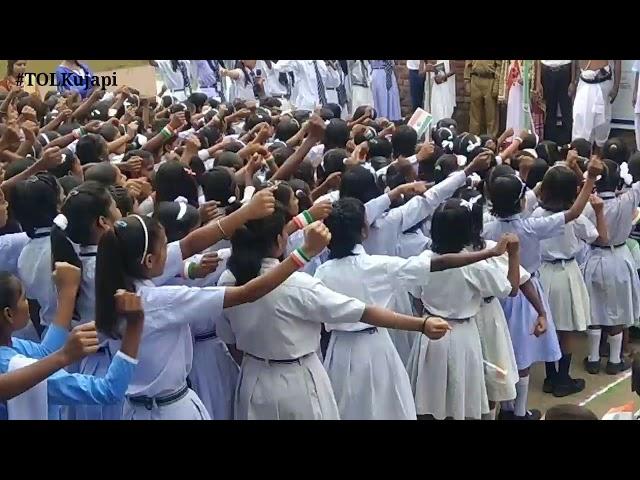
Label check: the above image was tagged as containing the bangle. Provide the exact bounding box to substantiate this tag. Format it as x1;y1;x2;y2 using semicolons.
421;317;427;335
183;261;197;279
290;247;312;268
513;136;523;144
216;219;229;239
292;210;314;229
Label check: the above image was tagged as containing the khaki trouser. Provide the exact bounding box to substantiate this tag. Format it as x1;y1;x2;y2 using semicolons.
469;76;498;137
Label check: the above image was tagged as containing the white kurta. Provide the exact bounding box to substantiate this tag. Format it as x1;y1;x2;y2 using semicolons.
572;65;613;147
217;259;366;420
427;60;456;126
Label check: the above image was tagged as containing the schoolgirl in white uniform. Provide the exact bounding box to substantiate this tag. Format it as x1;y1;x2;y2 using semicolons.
0;187;28;276
93;190;320;420
0;262;143;420
317;197;509;420
154;60;194;102
49;181;123;420
13;173;62;334
483;158;602;420
347;60;374;114
271;60;329;111
582;159;640;375
406;199;519;420
257;60;292;112
222;60;259;103
217;204;451;420
531;163;608;397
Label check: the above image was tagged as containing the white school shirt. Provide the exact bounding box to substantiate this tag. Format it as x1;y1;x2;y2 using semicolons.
406;60;421;70
531;208;598;261
232;69;257;102
273;60;327;111
315;244;433;332
216;258;365;360
583;184;640;246
17;229;58;327
365;171;467;256
257;61;288;97
0;232;29;275
482;212;566;274
415;249;512;319
155;60;191;93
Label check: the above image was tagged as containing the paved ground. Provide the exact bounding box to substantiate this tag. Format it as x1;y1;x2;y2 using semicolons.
528;333;639;418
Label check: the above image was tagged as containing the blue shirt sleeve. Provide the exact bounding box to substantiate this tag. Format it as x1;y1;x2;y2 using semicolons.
46;351;137;406
11;325;68;359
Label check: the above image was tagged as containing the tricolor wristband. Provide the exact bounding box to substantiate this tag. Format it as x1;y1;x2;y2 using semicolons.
72;127;86;139
161;126;175;140
290;247;312;268
183;261;197;280
292;210;314;230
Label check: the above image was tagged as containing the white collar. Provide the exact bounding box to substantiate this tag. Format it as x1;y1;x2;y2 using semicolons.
260;258;280;272
352;244;367;255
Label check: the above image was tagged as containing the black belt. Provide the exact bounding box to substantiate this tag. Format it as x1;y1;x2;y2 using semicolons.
483;297;495;304
426;310;469;322
271;94;287;99
245;351;313;365
546;257;576;264
127;384;189;411
352;82;369;88
580;69;612;84
326;87;336;91
32;232;51;238
542;63;571;72
592;243;627;249
194;330;217;342
471;72;495;79
336;327;378;334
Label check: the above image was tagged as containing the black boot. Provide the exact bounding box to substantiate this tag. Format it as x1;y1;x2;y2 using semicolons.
543;362;557;393
553;354;586;397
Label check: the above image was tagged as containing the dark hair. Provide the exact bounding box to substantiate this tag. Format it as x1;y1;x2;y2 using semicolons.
98;123;120;142
38;131;61;148
293;159;316;188
324;103;341;120
153;200;201;243
245;112;272;132
199;126;221;147
536;140;560;166
570;138;592;158
155;160;199;207
545;404;598;421
629;152;640;183
432;127;455;152
489;174;526;218
271;182;294;209
96;215;164;337
216;151;243;171
324;119;349;150
4;157;34;180
453;187;485;251
353;105;376;121
109;185;134;217
51;181;114;276
524;157;550;190
0;271;21;313
188;92;208;111
88;100;110;121
320;148;349;182
292;110;311;125
48;148;78;178
272;146;295;167
275;119;300;142
602;138;629;166
221;141;244;153
458;133;483;161
370;156;391;172
391;126;418;158
436;118;457;134
540;165;579;212
433;154;460;184
317;108;334;122
85;163;118;186
76;134;107;165
519;131;538;150
227;205;289;286
339;166;380;204
431;198;475;254
325;197;366;259
287;178;312;211
596;159;621;193
201;167;240;214
368;137;393;159
58;175;82;195
12;173;60;238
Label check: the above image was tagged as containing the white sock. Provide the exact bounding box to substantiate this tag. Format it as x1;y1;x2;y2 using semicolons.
608;333;622;364
482;408;496;421
514;376;530;417
588;329;602;362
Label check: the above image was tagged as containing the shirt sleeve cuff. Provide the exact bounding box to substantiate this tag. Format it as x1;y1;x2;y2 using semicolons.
198;149;210;161
115;350;139;365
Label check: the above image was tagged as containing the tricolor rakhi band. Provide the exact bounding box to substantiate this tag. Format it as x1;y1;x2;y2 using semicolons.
290;247;312;268
292;210;313;230
160;126;175;140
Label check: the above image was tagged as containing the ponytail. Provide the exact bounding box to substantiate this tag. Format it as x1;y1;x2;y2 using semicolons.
228;204;288;286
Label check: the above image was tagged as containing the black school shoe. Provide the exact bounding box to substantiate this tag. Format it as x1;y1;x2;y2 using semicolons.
583;356;601;375
605;358;632;375
542;377;555;394
552;377;586;398
513;409;542;421
497;409;514;420
630;326;640;340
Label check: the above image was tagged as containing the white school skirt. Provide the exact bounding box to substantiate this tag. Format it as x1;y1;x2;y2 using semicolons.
123;388;210;420
583;245;640;327
539;259;591;332
387;290;421;368
475;299;519;402
324;328;416;420
407;318;489;420
350;85;374;114
235;352;340;420
189;335;239;420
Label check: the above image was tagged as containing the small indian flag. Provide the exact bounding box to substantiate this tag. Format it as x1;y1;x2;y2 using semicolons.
407;108;433;140
602;402;635;420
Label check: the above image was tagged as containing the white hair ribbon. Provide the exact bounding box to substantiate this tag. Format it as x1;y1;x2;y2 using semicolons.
136;134;148;147
174;196;188;220
460;194;482;211
583;170;602;182
456;154;467;167
39;133;50;145
468;172;481;187
53;214;68;231
228;196;237;204
523;148;538;159
442;139;454;151
620;162;633;186
466;136;481;153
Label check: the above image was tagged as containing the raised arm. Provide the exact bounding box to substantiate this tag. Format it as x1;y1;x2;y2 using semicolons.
564;157;602;223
